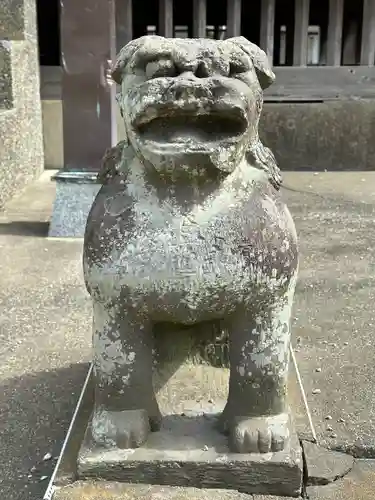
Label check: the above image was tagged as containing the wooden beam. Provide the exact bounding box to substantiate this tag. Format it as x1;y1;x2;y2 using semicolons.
360;0;375;66
260;0;275;65
263;66;375;101
226;0;242;38
159;0;173;38
115;0;133;53
193;0;206;38
327;0;344;66
293;0;310;66
40;66;375;102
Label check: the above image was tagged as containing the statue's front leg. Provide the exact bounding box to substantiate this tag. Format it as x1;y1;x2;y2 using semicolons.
92;300;161;449
222;290;294;453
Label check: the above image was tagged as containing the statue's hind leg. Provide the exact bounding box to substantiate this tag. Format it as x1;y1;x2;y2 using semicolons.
221;287;295;453
91;300;161;448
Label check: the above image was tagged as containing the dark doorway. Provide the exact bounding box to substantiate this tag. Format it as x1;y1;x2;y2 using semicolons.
36;0;60;66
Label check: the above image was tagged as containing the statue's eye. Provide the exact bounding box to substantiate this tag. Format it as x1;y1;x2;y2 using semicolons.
145;59;177;80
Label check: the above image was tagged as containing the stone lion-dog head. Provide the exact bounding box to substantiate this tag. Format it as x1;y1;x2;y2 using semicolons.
101;35;281;189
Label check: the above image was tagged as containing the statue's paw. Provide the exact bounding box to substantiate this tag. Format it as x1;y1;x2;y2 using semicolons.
92;408;151;449
229;413;289;453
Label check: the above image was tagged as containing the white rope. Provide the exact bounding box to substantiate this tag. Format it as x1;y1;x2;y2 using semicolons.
290;345;318;444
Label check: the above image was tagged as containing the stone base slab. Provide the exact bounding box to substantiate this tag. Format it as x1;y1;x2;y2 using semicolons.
48;172;101;238
78;409;303;497
53;480;302;499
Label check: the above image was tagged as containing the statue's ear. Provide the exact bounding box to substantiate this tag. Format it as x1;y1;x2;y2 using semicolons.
227;36;275;90
111;37;146;84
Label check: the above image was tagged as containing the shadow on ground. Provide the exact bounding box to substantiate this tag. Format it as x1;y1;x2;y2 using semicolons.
0;221;50;237
0;363;89;500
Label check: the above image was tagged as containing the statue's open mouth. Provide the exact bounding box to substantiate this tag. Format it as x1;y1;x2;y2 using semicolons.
134;107;248;146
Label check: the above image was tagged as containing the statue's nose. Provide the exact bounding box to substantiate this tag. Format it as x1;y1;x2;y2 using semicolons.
178;60;216;78
174;50;230;78
178;60;229;79
173;54;198;76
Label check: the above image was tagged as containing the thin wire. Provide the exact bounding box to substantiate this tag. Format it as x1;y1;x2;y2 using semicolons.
290;344;318;445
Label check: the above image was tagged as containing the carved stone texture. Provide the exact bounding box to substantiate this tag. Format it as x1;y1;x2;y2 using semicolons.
83;36;298;455
0;0;44;208
0;41;13;109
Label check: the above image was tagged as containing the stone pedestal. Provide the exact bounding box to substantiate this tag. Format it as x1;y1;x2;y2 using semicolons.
48;171;100;238
78;407;302;497
77;330;303;498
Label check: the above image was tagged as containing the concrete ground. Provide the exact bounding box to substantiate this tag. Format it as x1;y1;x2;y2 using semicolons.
0;172;92;500
1;171;375;499
285;173;375;457
50;460;375;499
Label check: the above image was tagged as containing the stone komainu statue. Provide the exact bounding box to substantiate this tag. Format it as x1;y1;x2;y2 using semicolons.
83;35;298;454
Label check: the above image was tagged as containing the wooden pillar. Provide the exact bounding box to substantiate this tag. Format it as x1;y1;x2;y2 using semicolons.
260;0;275;64
293;0;310;66
193;0;206;38
60;0;117;173
116;0;133;53
227;0;242;38
360;0;375;66
327;0;344;66
342;21;359;65
159;0;174;37
285;2;295;66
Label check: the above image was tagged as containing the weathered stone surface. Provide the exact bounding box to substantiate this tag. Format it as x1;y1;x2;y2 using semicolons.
260;101;375;172
0;41;13;109
78;410;302;497
302;440;354;486
80;35;300;495
83;34;298;457
53;481;255;500
0;0;44;208
0;0;26;40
